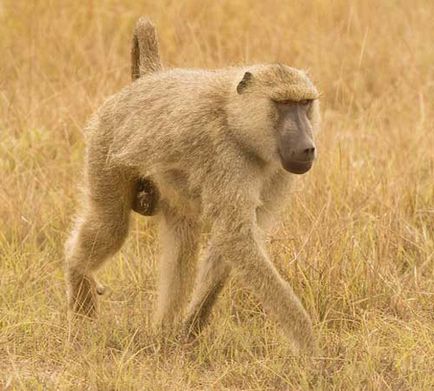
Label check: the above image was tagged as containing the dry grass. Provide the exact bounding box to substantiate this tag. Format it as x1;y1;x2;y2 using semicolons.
1;0;433;389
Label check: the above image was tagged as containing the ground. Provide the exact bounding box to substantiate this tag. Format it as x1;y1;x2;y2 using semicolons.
1;0;433;389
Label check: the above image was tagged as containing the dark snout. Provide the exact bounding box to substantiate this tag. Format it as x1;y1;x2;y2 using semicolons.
279;142;316;174
276;102;317;175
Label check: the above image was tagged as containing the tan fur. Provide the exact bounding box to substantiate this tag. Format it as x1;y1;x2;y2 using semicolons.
65;21;320;354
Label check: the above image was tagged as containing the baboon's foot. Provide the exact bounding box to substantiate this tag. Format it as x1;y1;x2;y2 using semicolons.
66;269;99;317
290;324;318;356
292;336;318;357
180;316;205;343
132;177;160;216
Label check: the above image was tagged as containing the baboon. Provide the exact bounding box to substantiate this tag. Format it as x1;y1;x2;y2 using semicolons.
65;19;321;355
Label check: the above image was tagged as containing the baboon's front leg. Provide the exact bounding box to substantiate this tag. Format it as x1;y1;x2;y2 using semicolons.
212;224;316;354
155;203;200;330
183;248;230;338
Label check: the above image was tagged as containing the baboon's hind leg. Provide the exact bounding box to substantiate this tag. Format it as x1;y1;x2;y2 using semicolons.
65;171;134;316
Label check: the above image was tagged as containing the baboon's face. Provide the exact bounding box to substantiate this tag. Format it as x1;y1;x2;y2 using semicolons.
273;98;316;174
235;65;320;175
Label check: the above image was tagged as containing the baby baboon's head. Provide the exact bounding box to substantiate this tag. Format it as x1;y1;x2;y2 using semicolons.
229;64;320;174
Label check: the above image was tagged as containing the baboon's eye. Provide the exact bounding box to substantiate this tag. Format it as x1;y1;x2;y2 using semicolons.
299;99;312;106
274;99;294;105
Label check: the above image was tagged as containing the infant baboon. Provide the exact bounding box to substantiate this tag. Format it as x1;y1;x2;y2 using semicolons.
65;19;321;354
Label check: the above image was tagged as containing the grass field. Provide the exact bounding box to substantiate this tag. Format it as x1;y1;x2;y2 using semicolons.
1;0;433;389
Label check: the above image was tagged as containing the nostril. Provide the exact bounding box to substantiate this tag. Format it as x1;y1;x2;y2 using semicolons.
303;147;316;158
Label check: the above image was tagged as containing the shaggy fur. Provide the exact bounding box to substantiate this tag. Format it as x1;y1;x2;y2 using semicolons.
65;20;321;355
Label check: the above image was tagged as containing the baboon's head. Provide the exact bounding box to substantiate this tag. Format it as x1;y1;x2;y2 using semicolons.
229;64;320;174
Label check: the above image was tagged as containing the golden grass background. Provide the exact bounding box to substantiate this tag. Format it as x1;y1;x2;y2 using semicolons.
1;0;433;389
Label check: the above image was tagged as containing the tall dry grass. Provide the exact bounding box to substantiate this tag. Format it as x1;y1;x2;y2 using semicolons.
1;0;433;389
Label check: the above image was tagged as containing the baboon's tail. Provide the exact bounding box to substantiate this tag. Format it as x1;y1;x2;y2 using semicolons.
131;17;162;81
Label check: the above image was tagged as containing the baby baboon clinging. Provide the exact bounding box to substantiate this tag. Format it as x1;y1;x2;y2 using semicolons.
65;19;320;354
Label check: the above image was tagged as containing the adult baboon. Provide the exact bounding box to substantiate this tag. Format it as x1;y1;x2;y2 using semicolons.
65;19;320;354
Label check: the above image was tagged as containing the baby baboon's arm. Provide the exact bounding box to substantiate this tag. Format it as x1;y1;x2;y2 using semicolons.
130;17;162;216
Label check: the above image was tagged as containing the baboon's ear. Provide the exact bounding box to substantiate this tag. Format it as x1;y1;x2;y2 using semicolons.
237;71;253;94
